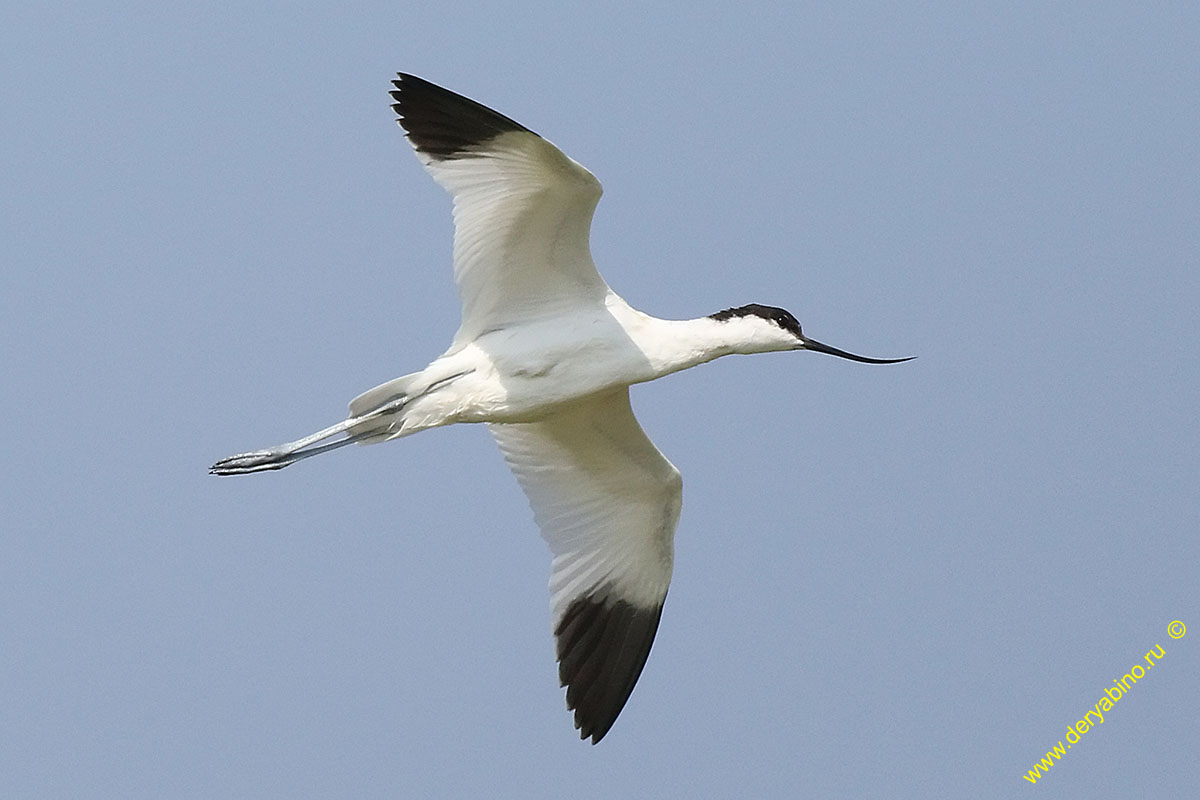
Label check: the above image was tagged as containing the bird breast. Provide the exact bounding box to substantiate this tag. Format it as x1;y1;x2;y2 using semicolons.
430;325;656;425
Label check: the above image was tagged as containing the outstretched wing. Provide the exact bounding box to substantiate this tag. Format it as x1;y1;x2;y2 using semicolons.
489;390;681;743
391;74;610;344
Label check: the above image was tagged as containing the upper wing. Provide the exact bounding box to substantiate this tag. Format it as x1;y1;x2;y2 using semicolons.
391;74;611;343
489;390;682;743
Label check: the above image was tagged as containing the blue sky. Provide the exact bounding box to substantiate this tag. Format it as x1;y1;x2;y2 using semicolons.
3;2;1197;797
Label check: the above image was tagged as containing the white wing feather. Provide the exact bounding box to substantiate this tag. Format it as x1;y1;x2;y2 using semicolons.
490;389;680;618
490;389;680;742
393;74;610;343
428;135;608;342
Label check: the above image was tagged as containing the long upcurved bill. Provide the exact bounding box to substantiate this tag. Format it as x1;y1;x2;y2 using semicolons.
801;337;915;365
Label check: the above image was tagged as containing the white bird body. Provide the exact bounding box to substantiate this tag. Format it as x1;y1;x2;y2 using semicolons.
349;298;795;435
212;74;910;743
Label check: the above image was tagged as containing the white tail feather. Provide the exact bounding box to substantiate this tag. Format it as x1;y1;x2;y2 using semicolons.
346;372;421;444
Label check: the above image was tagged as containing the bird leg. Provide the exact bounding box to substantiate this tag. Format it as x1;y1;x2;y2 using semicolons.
209;393;408;475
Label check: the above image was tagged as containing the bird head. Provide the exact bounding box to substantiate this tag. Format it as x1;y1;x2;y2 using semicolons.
709;304;914;363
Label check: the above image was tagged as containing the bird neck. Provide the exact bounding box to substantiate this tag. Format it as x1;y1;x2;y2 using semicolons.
610;301;781;380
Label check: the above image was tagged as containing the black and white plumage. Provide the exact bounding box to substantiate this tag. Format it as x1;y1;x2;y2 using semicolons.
211;74;910;743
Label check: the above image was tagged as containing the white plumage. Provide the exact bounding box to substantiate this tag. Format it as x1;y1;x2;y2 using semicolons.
212;73;910;743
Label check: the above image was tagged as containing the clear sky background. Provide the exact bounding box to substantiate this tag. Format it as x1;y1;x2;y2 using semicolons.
3;2;1197;797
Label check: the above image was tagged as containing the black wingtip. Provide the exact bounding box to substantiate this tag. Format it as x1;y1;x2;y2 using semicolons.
554;592;665;744
391;73;535;159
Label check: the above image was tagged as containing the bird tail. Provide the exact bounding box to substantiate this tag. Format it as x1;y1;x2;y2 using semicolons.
346;371;422;443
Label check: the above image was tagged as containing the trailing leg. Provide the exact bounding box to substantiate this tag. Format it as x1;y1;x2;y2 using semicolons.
210;391;410;475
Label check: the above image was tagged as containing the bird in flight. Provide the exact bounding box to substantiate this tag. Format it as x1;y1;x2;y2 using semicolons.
211;73;912;743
